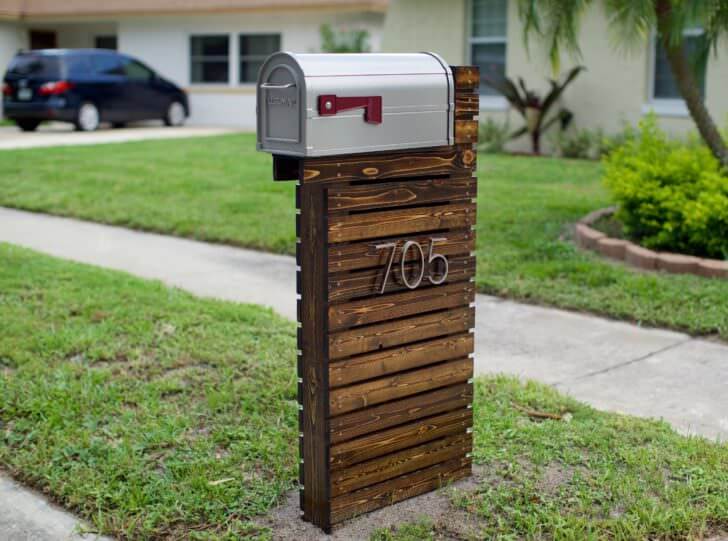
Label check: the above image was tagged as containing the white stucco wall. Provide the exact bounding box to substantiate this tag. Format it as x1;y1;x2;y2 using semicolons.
0;21;26;116
118;10;385;128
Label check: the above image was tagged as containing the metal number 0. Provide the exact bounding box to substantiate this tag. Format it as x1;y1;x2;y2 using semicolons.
400;240;425;289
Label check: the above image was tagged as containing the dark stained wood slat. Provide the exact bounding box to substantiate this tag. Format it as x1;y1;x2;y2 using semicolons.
330;382;473;445
329;255;475;302
455;92;479;119
331;407;472;469
330;457;472;524
455;120;478;145
329;281;475;331
329;357;473;416
297;183;331;529
330;433;472;497
328;202;476;243
329;333;474;388
301;145;475;184
328;177;475;213
452;66;480;91
328;229;475;273
329;306;474;360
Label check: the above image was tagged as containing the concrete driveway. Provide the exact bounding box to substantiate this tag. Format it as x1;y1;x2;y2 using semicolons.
0;122;239;150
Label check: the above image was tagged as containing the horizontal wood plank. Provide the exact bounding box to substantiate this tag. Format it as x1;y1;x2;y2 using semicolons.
331;407;472;469
328;178;475;213
328;229;475;273
329;281;475;331
455;92;479;119
331;433;472;497
301;145;475;184
329;357;473;416
330;382;473;444
452;66;480;91
329;255;475;302
455;120;478;145
329;306;474;360
329;202;476;243
330;456;471;524
329;333;474;388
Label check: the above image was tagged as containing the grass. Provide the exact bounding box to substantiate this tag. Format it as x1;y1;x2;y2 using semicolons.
1;245;727;540
0;134;726;339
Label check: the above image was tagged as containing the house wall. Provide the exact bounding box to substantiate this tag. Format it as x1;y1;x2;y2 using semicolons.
0;21;26;117
381;0;728;149
118;10;384;127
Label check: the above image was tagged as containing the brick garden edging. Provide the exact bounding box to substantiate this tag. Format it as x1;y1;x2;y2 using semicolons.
575;207;728;279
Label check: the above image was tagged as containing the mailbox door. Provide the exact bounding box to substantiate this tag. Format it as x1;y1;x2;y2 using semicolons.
257;59;305;155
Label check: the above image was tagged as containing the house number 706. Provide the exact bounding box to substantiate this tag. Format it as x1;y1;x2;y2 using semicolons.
374;238;449;294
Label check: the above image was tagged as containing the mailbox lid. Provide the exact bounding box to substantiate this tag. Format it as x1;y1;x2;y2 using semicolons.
257;52;454;157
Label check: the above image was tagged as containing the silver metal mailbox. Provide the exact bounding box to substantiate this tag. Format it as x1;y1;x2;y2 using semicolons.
256;52;455;157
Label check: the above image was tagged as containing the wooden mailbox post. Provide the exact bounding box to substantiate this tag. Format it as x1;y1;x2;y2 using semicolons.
261;57;479;531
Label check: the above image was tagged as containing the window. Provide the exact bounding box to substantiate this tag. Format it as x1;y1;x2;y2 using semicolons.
190;35;229;84
469;0;507;97
95;35;117;51
652;30;707;101
123;59;154;81
92;54;124;76
239;34;280;83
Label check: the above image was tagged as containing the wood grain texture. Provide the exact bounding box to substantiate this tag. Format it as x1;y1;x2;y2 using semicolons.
297;183;331;530
455;92;479;119
328;255;475;302
329;382;473;445
328;202;476;243
329;306;474;360
301;145;475;184
328;178;476;213
330;433;472;497
328;229;475;273
329;357;473;416
329;281;475;331
329;333;474;388
452;66;480;91
455;120;478;144
330;407;472;469
330;456;472;524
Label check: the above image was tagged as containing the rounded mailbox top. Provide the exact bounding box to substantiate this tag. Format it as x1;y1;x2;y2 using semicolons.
258;52;451;79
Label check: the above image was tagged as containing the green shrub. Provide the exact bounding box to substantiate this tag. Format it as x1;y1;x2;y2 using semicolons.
603;115;728;259
478;118;510;153
551;128;600;159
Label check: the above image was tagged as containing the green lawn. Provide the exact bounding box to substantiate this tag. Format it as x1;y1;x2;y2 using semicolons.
1;244;727;540
0;134;726;339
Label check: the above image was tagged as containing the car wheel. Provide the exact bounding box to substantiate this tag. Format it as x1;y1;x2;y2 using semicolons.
75;102;100;132
164;101;186;127
17;119;42;132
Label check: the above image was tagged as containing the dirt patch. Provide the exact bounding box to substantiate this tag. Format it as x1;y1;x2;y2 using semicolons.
259;465;488;540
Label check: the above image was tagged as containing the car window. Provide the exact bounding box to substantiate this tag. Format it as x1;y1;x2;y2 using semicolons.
67;55;95;78
92;54;124;76
122;59;154;81
7;54;62;79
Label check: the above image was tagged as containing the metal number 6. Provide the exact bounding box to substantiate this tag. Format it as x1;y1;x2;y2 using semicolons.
427;237;449;285
400;241;425;289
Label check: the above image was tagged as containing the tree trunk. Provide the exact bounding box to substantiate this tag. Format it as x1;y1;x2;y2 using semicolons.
656;0;728;169
531;131;541;154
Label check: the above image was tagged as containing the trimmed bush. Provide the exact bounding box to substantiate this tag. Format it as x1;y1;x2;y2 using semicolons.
603;115;728;259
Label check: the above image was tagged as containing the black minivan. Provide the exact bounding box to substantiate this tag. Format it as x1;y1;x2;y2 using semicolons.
2;49;189;132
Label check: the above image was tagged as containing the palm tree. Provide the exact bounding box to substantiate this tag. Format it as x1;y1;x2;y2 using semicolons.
516;0;728;168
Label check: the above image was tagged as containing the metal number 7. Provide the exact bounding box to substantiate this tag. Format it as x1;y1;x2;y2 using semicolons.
374;242;398;294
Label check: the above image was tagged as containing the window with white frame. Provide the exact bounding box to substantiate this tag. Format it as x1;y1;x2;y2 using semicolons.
239;34;281;84
651;29;707;101
469;0;507;97
190;35;230;84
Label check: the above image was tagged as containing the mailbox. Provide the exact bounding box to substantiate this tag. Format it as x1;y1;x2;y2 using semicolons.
258;53;480;532
256;52;455;157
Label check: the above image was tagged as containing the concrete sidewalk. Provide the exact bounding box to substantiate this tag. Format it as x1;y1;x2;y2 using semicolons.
1;207;725;440
0;123;238;150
